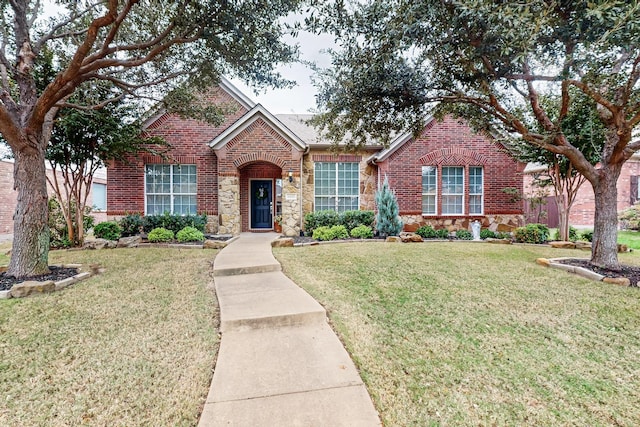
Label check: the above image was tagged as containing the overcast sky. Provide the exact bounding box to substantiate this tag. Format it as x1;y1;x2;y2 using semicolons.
229;29;336;114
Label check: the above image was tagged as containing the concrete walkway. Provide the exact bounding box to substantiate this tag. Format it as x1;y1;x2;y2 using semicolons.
199;232;381;426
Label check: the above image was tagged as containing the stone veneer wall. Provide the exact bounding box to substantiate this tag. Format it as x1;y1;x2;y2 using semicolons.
401;214;525;233
281;179;301;237
218;176;240;235
301;149;378;231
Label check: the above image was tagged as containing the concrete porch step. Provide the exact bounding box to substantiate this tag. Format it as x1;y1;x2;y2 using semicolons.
214;271;327;333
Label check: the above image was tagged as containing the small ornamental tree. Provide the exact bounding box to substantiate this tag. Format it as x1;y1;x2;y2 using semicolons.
375;176;403;237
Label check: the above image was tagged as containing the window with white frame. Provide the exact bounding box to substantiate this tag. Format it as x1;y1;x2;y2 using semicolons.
469;167;484;215
421;166;437;215
441;166;464;214
145;164;196;215
91;183;107;211
314;162;359;212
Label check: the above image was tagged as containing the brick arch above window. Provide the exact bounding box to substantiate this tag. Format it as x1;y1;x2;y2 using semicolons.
419;148;489;166
233;152;287;169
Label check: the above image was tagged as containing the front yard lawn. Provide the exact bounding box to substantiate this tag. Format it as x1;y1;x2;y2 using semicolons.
275;242;640;426
0;248;218;427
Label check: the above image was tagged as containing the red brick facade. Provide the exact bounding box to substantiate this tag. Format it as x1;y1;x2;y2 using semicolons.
374;117;525;231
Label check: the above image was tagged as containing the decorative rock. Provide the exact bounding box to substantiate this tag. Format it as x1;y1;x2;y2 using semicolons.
0;290;10;299
385;236;401;243
9;280;55;298
486;238;512;244
117;235;142;248
55;277;77;291
575;241;592;250
603;277;630;286
204;239;227;249
83;238;112;250
536;258;551;267
618;244;629;253
400;233;423;243
549;241;577;249
271;238;294;248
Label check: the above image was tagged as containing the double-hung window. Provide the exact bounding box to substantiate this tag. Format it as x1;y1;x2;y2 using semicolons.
421;166;437;215
145;164;197;215
441;166;464;215
314;162;359;212
469;167;484;215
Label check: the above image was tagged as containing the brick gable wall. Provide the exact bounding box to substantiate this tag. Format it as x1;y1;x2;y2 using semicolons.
107;87;248;217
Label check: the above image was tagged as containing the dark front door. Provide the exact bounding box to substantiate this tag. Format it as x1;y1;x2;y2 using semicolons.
251;180;272;229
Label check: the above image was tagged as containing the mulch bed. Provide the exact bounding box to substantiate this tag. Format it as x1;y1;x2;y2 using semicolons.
0;266;78;292
557;258;640;287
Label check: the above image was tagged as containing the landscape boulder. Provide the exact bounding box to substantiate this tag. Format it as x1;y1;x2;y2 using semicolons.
117;235;142;248
385;236;401;243
9;280;55;298
271;238;294;248
549;241;576;249
400;233;423;243
84;238;117;250
204;239;227;250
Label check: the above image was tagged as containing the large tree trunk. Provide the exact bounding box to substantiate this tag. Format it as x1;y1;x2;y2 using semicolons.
7;145;50;277
590;164;622;269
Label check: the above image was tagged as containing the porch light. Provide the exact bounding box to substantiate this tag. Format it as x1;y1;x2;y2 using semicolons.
288;169;293;182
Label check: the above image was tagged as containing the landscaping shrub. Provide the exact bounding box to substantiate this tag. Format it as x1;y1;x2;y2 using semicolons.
143;213;207;234
580;229;593;242
48;198;95;248
304;210;340;235
416;225;437;239
93;221;123;241
176;226;205;243
619;205;640;230
553;226;578;241
455;229;473;240
375;176;403;237
342;210;375;231
147;227;174;242
435;228;450;239
350;225;374;239
312;225;349;241
496;232;512;240
513;223;549;244
119;213;144;237
480;229;497;239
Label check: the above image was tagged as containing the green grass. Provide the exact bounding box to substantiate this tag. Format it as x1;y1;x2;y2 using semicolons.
617;230;640;250
274;242;640;426
0;248;219;427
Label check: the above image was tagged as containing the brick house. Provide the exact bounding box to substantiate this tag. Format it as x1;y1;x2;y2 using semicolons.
107;79;525;236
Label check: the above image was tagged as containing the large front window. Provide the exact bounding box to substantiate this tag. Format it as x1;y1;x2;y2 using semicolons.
314;162;359;212
469;167;484;215
422;166;437;215
441;166;464;215
145;164;196;215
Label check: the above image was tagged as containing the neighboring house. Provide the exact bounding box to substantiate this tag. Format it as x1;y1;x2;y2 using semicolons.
107;79;525;236
523;154;640;228
0;159;107;235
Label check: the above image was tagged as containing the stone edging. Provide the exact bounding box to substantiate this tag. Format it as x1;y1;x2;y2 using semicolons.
536;257;632;287
0;263;101;300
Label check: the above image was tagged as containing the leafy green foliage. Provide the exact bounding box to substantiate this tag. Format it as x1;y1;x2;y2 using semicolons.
513;224;550;244
48;198;95;248
350;225;374;239
119;214;145;237
143;213;207;235
480;229;496;239
435;229;450;239
375;176;403;237
304;210;374;235
580;230;594;242
455;229;473;240
553;226;579;242
176;227;205;243
94;222;123;241
312;225;350;241
147;228;175;243
416;225;437;239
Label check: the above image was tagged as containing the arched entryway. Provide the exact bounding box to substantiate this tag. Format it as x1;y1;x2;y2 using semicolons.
240;162;282;231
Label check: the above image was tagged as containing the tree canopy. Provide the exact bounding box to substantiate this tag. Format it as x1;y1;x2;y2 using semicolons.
0;0;305;277
309;0;640;268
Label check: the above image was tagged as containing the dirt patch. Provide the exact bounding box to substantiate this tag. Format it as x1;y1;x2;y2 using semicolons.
557;259;640;287
0;266;78;291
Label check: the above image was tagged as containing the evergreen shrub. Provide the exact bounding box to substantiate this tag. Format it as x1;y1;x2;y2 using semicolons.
513;223;549;244
350;225;374;239
176;226;205;242
94;221;122;241
375;176;403;237
147;227;174;242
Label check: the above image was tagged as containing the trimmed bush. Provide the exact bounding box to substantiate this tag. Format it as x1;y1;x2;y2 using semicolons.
93;221;122;241
304;210;340;235
455;229;473;240
513;223;549;244
330;225;349;240
147;227;174;243
119;213;144;237
580;229;593;242
496;232;512;240
435;228;450;239
312;225;350;241
176;226;205;242
416;225;437;239
342;210;375;231
143;213;207;234
350;225;373;239
619;205;640;230
553;226;578;242
480;229;497;239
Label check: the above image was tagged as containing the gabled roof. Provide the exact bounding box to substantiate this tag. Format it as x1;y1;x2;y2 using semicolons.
209;104;307;151
366;116;436;164
142;77;255;129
